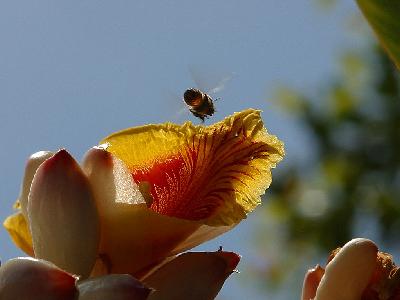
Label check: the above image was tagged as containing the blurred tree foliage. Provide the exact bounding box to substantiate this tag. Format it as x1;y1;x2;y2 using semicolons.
255;43;400;290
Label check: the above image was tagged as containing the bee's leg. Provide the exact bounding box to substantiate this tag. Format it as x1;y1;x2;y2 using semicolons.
189;109;205;122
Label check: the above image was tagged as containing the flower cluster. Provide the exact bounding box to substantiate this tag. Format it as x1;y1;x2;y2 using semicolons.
1;109;284;299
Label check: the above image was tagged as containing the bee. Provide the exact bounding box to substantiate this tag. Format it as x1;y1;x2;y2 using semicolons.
183;88;216;122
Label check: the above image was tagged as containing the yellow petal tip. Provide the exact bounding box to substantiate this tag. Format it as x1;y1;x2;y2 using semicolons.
3;212;34;256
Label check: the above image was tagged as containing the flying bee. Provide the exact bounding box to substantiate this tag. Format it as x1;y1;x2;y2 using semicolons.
175;68;234;122
183;88;216;122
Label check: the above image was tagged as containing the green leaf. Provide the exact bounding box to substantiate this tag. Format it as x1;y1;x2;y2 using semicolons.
356;0;400;69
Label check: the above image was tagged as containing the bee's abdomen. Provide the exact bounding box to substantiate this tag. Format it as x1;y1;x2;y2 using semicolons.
183;88;204;106
197;96;215;115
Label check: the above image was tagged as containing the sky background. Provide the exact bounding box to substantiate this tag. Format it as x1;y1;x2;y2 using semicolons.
0;1;366;298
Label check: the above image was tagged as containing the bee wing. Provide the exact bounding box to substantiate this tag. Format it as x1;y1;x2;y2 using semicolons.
206;73;235;95
188;65;235;95
164;89;192;123
175;102;189;117
188;65;209;93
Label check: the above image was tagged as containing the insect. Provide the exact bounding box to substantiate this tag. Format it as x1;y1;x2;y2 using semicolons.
175;68;234;122
183;88;216;122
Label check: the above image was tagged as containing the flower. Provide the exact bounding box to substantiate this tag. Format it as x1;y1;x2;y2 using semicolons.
0;250;239;299
3;109;284;281
301;238;400;300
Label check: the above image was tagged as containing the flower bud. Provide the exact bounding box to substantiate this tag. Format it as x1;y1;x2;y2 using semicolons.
78;274;151;300
19;151;54;218
314;238;378;300
0;257;77;300
28;149;100;278
143;251;240;300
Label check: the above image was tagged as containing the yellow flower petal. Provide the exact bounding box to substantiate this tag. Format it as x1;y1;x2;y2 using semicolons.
101;109;284;226
90;204;201;278
169;224;235;255
3;212;33;256
84;148;237;277
82;147;201;277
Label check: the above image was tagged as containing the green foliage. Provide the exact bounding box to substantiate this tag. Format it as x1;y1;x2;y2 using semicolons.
357;0;400;69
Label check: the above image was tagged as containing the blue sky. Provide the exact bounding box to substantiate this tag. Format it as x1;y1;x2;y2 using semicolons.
0;1;364;298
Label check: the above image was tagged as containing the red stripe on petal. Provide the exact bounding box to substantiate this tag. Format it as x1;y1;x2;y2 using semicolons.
132;121;278;221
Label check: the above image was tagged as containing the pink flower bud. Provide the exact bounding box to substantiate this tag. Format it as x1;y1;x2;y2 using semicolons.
0;257;77;300
28;149;100;278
